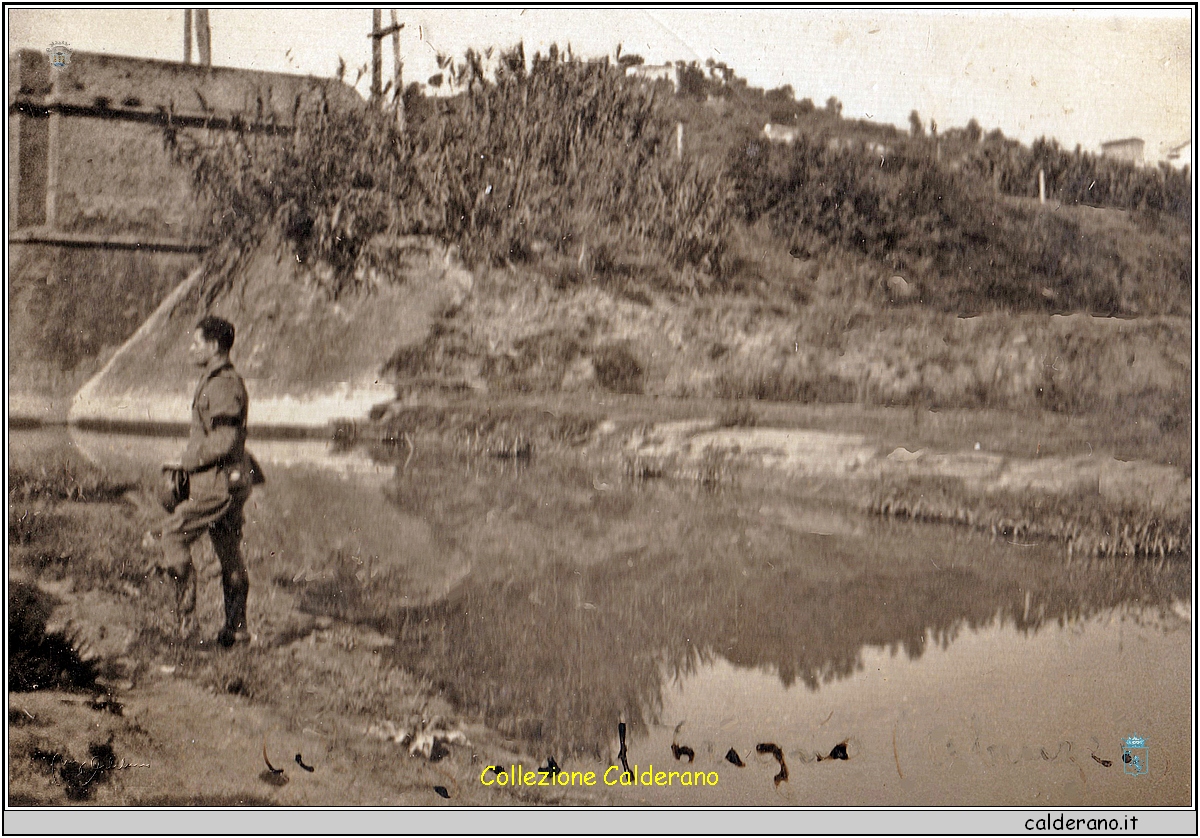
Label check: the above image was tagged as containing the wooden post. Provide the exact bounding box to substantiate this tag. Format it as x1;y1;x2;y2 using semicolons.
368;12;405;115
183;9;193;64
390;9;405;132
195;9;212;67
1038;168;1046;204
371;9;382;103
676;122;683;160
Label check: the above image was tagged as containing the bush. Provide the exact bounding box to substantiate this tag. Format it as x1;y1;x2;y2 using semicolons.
729;136;1131;314
170;45;1186;317
171;44;731;301
592;343;643;394
964;134;1191;218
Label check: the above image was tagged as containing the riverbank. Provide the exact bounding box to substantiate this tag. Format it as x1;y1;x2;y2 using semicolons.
7;435;604;806
356;395;1190;557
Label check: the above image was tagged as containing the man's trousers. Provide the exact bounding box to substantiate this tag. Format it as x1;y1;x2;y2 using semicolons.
160;472;250;633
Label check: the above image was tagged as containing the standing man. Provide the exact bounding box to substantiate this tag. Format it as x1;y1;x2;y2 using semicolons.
158;315;255;647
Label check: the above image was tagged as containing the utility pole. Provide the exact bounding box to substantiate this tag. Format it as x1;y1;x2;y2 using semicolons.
183;9;212;66
195;10;211;66
184;9;192;64
368;10;405;126
390;9;405;132
370;9;382;102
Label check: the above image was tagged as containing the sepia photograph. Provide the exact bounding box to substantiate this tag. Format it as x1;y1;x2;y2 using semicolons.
5;4;1194;830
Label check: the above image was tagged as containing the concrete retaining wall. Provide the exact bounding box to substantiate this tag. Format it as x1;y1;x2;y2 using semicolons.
70;233;474;431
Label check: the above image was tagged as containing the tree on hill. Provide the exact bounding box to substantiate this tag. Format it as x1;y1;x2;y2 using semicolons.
705;57;734;83
825;96;842;117
909;110;924;138
675;60;708;98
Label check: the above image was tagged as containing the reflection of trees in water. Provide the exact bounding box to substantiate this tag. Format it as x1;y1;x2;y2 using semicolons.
386;543;1188;757
682;555;1188;693
387;562;668;758
370;446;1190;755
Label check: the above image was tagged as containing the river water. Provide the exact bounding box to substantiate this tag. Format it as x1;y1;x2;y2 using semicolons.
11;426;1192;805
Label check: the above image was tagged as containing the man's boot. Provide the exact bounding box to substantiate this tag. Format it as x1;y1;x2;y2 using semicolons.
217;577;249;648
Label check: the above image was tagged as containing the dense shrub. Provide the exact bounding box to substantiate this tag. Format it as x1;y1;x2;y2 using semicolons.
963;134;1191;218
170;44;731;300
592;343;643;394
728;136;1129;313
169;44;1186;317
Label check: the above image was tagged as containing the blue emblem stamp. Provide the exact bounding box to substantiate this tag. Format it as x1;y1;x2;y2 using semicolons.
47;41;72;69
1122;735;1148;776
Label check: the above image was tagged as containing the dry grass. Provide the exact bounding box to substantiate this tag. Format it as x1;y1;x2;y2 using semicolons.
868;478;1192;560
9;456;136;504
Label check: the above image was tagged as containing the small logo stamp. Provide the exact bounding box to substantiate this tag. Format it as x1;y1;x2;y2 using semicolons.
47;41;72;69
1122;735;1148;776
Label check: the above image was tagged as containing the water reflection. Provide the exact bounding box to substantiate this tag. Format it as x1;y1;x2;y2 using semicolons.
365;442;1191;759
66;426;393;485
641;604;1191;805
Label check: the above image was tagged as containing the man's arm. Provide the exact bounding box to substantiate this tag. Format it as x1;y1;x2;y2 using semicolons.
180;377;245;472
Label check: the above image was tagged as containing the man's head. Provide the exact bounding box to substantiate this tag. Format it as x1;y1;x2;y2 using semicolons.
189;316;235;367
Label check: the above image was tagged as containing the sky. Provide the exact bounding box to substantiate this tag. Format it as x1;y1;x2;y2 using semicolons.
7;6;1193;161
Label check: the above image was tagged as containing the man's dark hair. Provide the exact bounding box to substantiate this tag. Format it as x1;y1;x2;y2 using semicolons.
195;315;235;352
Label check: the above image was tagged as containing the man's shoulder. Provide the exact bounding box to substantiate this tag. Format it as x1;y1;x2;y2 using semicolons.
212;364;246;385
201;365;248;405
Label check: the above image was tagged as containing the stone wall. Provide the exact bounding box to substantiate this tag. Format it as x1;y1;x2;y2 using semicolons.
7;49;362;421
9;48;359;239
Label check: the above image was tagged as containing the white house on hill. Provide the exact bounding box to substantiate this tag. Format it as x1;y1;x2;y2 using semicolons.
1100;137;1145;166
1163;140;1191;169
762;122;801;144
625;63;678;90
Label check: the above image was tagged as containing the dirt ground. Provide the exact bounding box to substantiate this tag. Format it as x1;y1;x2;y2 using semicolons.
9;550;608;808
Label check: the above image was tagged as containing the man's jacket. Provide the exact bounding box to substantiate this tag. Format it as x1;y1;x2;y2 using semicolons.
181;358;251;499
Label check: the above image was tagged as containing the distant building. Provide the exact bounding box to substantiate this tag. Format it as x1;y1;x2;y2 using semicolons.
762;122;801;144
1100;137;1145;166
1163;140;1191;169
827;136;891;157
625;63;678;91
